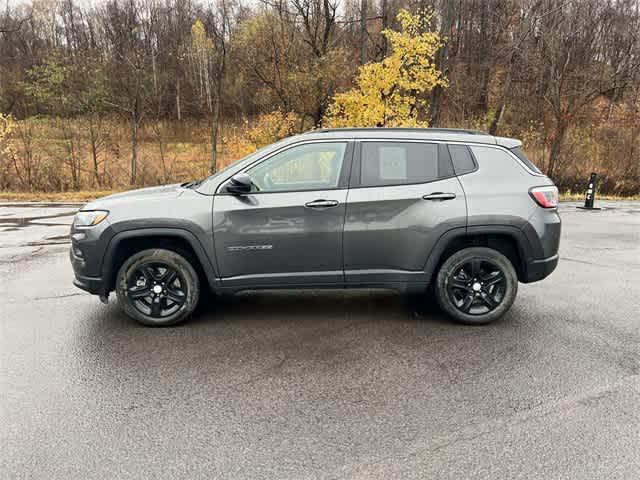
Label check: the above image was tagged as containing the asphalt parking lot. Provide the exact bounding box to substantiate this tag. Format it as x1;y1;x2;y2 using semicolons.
1;200;639;479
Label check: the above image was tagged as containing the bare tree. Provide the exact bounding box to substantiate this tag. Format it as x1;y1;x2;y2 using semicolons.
187;1;229;173
534;0;640;177
1;0;639;194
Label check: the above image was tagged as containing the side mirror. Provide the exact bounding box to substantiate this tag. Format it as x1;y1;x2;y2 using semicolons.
225;173;253;195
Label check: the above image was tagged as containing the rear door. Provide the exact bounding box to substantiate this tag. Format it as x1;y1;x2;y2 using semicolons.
213;140;353;288
343;140;467;285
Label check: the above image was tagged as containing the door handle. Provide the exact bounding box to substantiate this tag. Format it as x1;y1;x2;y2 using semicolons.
305;199;339;209
422;192;456;201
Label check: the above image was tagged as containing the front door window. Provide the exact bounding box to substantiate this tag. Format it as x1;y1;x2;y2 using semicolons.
247;142;347;192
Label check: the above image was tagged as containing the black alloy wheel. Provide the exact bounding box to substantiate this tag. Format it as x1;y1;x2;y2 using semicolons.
126;262;187;318
115;248;200;326
446;259;507;315
434;247;518;325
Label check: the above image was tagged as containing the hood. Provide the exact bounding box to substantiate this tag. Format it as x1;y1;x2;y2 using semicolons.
83;184;184;211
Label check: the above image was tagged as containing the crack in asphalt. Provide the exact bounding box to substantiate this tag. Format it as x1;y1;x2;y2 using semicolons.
351;374;640;475
32;293;86;301
23;239;70;247
561;256;639;270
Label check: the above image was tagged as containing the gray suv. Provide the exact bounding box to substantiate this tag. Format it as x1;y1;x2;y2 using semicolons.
70;128;560;326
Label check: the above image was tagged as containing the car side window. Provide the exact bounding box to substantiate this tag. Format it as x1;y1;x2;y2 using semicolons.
448;144;476;175
360;141;451;187
247;142;347;192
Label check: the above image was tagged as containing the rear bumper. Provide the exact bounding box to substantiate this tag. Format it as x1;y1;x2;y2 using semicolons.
522;254;559;283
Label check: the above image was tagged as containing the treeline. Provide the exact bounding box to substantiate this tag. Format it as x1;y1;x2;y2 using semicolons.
1;0;639;195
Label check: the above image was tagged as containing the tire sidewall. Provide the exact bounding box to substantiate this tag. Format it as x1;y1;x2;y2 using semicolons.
115;249;200;326
435;247;518;325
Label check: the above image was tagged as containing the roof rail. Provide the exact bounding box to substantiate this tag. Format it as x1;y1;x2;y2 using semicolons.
305;127;488;135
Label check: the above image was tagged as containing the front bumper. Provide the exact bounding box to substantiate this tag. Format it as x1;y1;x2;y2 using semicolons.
72;274;105;295
70;245;106;296
522;254;559;283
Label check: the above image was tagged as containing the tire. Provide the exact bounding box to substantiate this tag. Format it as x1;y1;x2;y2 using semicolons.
115;248;200;326
434;247;518;325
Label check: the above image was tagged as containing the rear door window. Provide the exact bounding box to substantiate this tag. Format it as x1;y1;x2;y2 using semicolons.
359;142;453;187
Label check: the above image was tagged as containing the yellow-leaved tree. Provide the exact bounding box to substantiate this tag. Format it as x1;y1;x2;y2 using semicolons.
0;113;16;190
324;10;446;127
0;113;15;155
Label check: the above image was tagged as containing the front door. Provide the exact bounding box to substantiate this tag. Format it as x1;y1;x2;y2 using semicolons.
214;141;352;288
343;141;467;285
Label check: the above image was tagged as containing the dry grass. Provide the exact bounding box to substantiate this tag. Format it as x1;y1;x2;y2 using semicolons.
1;113;638;196
0;190;122;202
0;113;306;194
559;191;640;201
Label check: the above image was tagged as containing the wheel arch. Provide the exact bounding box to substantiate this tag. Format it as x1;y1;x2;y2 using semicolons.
424;226;534;283
101;228;219;293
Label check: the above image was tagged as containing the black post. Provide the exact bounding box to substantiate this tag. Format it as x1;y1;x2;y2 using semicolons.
577;172;601;210
584;172;596;208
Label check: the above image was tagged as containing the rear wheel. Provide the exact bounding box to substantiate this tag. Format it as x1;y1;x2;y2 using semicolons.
434;247;517;325
115;248;200;326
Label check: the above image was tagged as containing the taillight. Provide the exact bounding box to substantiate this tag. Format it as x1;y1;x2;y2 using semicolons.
530;186;559;208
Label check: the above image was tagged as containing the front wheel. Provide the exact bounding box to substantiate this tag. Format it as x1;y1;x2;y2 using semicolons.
115;248;200;326
434;247;518;325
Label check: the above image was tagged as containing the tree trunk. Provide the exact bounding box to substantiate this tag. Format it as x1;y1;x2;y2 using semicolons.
69;142;79;190
360;0;368;64
210;118;219;174
64;120;79;190
429;1;454;127
176;77;182;121
429;70;446;126
210;92;222;173
489;64;514;136
89;119;101;187
130;111;138;185
547;119;567;179
210;34;226;173
478;68;491;114
151;121;168;182
380;0;389;57
488;102;505;136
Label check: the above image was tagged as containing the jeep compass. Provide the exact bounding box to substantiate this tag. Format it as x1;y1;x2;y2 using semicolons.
70;128;560;326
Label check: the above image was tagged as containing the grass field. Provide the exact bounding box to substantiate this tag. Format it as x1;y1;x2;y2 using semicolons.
2;115;638;197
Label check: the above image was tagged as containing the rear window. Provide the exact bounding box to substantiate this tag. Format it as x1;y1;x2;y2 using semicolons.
510;147;542;174
360;142;453;187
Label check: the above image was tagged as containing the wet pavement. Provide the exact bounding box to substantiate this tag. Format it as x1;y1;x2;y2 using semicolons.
1;201;639;479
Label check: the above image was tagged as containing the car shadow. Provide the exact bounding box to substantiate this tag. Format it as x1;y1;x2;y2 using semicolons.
78;288;483;339
189;288;455;326
73;289;458;357
69;288;524;401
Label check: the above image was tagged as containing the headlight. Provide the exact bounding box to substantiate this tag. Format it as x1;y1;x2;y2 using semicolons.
73;210;109;227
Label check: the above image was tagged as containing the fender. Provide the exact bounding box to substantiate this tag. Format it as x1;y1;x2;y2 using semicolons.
423;225;535;282
467;224;536;266
101;227;221;292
